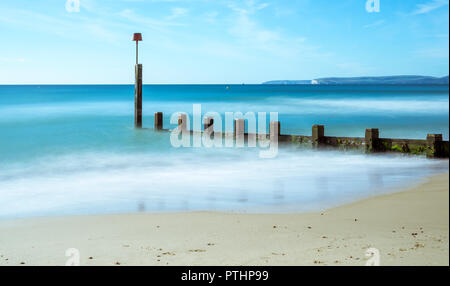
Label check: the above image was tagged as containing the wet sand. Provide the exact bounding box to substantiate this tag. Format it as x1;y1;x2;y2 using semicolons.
0;173;448;266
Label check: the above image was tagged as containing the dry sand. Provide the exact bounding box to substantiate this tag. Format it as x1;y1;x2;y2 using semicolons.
0;173;448;266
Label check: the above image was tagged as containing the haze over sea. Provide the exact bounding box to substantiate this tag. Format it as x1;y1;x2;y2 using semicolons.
0;84;448;218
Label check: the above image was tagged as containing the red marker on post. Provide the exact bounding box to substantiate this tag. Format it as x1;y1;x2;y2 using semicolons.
133;33;143;128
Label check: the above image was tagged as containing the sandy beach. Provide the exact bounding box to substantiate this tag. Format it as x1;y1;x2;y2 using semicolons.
0;173;448;266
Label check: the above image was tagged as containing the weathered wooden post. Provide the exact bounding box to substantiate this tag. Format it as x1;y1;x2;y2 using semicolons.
312;125;325;148
270;121;280;137
426;134;443;158
235;119;245;147
155;112;163;130
133;33;143;128
134;64;143;128
365;128;380;153
204;117;214;131
204;117;214;137
235;119;245;137
178;114;187;132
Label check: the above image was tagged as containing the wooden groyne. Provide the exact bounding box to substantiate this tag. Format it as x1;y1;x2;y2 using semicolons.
288;125;449;158
145;112;449;159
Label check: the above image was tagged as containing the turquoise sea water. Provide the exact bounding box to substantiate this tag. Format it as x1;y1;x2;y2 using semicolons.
0;85;448;218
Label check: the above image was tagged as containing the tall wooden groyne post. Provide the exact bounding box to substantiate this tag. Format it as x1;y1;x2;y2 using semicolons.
133;33;143;128
135;64;143;128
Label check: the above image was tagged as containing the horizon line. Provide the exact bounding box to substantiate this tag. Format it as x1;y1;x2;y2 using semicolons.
1;75;448;86
1;83;449;87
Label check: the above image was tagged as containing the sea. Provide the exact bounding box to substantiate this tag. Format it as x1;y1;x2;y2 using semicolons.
0;84;448;218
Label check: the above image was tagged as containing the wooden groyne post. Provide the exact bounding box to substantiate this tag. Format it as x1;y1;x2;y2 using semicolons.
365;128;380;153
312;125;325;148
270;121;280;140
155;112;163;130
135;64;143;128
204;117;214;136
133;33;143;128
178;114;188;132
427;134;445;158
234;119;245;146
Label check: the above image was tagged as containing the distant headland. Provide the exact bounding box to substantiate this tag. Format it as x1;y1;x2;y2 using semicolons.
263;75;449;85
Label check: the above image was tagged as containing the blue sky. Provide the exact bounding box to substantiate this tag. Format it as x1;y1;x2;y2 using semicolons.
0;0;448;84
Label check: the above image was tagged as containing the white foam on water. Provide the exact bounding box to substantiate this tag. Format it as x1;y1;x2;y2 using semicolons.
0;102;133;121
0;148;447;218
0;94;448;123
272;97;450;115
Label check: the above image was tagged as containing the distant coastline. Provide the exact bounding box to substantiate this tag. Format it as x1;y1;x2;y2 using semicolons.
263;75;450;85
2;75;449;86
